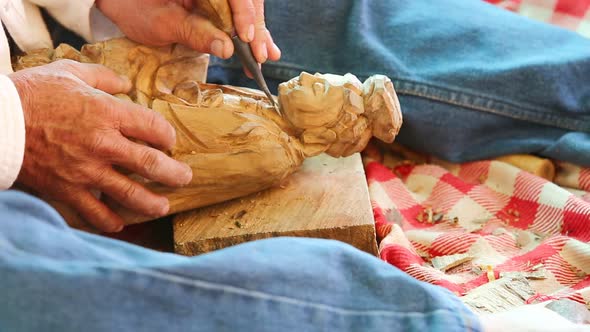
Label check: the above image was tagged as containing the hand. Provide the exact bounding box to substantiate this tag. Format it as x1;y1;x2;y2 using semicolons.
95;0;281;64
9;60;193;232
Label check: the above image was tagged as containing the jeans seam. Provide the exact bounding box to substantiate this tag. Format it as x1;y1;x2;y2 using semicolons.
391;79;590;132
210;61;589;133
111;266;469;320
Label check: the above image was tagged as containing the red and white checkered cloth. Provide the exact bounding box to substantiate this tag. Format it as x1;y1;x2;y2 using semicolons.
485;0;590;37
364;144;590;305
363;0;590;309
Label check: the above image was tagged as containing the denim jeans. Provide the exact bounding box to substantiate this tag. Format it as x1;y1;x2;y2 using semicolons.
209;0;590;166
0;191;481;331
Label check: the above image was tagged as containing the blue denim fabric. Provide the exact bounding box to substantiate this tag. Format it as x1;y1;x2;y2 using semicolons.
0;191;481;331
208;0;590;166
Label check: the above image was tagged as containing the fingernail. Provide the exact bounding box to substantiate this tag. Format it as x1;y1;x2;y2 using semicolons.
115;223;124;232
181;164;193;185
272;43;281;57
211;39;224;58
119;75;132;91
158;199;170;216
247;24;255;42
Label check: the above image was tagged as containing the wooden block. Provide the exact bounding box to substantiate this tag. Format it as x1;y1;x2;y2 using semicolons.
173;153;378;256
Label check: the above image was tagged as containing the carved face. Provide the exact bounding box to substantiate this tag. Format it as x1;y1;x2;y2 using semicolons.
278;72;363;130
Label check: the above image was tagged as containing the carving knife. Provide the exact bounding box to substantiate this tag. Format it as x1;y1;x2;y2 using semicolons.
191;1;280;115
231;36;280;114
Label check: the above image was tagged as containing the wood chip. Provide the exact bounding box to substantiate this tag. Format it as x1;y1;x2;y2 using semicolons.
431;253;474;272
499;270;547;280
433;213;444;223
478;174;487;183
416;213;424;223
462;277;536;314
486;265;496;281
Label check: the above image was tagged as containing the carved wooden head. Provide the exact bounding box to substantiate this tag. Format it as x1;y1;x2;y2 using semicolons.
277;72;402;157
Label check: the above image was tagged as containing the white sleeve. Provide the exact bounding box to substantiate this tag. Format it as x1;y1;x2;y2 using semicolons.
27;0;122;42
0;75;25;190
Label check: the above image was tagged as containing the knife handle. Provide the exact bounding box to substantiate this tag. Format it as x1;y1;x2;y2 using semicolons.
191;0;235;36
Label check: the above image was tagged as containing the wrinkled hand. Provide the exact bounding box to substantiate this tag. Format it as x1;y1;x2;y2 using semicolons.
96;0;281;64
9;60;193;232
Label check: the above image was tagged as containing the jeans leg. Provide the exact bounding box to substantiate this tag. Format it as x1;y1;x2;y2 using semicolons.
208;0;590;166
0;190;481;331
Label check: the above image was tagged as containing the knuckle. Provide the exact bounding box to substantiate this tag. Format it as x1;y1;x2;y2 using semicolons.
93;96;121;125
179;18;197;44
88;133;107;154
139;150;162;175
143;109;167;134
52;59;82;73
236;3;256;20
121;182;138;201
88;166;109;185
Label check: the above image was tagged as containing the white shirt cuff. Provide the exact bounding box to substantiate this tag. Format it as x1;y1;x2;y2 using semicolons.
0;75;25;189
40;0;122;42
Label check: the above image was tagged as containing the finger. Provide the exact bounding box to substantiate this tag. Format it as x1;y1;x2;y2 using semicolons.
229;0;256;42
107;96;176;150
251;0;269;63
53;60;132;94
264;30;281;61
61;187;124;233
96;168;170;218
253;40;268;64
173;10;234;59
102;135;193;187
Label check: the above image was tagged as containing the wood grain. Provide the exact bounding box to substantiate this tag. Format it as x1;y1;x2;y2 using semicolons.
173;153;378;256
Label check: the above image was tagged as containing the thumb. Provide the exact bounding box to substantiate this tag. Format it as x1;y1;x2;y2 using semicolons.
52;60;132;94
173;12;234;59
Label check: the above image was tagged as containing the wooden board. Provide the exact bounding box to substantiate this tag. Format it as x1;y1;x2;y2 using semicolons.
173;153;378;256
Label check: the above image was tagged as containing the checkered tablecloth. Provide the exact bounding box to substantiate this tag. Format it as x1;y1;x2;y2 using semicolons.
364;143;590;306
485;0;590;37
364;0;590;309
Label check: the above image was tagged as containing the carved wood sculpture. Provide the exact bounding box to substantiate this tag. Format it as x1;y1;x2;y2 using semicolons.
15;37;403;227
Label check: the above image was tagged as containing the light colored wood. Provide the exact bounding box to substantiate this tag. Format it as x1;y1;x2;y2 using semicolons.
173;153;379;256
16;38;402;228
495;155;555;181
431;253;474;272
384;142;555;181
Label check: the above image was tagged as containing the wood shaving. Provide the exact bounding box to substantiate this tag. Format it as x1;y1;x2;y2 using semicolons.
499;270;547;280
462;277;536;314
486;265;496;281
